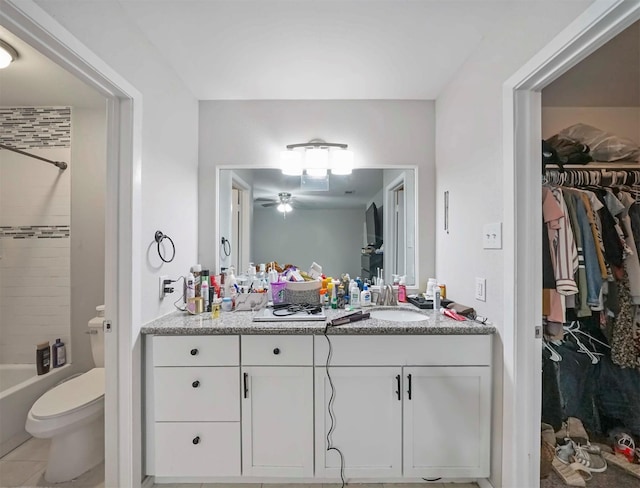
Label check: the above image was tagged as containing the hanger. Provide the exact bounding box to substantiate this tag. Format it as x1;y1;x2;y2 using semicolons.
543;340;562;362
563;322;605;364
564;321;611;349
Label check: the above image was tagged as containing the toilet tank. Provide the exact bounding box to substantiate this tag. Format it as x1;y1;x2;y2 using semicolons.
88;305;105;367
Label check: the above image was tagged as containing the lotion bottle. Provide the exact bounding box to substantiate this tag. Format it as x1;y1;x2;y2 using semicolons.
398;276;407;302
361;284;372;307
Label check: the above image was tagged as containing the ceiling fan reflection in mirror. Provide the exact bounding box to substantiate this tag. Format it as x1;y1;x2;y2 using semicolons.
255;192;303;217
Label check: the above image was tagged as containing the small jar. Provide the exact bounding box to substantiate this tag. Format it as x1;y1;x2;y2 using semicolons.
221;297;233;312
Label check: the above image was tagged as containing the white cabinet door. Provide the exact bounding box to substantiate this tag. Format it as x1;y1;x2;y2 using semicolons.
315;366;402;478
403;366;491;478
242;366;314;477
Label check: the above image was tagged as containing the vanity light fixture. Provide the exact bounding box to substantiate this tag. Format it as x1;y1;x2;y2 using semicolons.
280;139;353;177
0;40;18;69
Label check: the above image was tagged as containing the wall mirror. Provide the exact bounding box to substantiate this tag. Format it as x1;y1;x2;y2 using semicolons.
216;167;417;286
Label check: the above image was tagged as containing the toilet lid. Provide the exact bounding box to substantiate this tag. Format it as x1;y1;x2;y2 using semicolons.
31;368;105;420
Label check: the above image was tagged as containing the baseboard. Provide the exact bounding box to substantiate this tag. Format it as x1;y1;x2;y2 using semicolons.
477;479;495;488
140;475;154;488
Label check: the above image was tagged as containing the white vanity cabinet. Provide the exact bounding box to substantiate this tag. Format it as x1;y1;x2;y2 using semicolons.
241;335;314;477
314;335;491;479
146;335;241;478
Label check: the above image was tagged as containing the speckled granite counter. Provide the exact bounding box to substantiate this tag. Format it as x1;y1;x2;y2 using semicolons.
141;304;496;335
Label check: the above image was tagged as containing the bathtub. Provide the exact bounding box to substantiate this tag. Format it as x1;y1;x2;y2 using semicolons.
0;363;72;457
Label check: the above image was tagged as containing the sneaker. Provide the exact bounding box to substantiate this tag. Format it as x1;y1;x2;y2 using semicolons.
556;441;575;464
573;442;607;473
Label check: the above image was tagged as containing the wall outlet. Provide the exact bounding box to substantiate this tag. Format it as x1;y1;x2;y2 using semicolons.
475;277;486;301
483;222;502;249
159;275;169;299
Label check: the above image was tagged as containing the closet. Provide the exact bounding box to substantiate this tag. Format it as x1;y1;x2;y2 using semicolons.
539;21;640;488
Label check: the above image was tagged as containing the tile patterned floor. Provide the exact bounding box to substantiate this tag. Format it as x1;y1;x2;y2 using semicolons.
153;484;479;488
0;438;104;488
1;440;477;488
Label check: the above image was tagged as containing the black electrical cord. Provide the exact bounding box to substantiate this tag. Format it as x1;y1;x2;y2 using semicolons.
172;276;186;311
324;323;346;488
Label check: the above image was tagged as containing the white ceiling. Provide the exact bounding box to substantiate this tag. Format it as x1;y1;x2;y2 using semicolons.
116;0;510;100
2;1;597;103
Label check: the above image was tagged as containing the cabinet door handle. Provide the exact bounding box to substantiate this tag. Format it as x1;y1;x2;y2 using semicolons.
192;436;200;445
407;374;412;400
273;347;280;355
395;375;401;401
243;372;248;398
190;348;198;356
192;380;200;388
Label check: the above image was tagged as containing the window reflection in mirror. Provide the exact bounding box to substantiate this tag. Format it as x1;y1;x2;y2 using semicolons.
217;168;417;286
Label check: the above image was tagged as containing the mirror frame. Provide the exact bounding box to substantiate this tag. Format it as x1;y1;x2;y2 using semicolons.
215;165;420;287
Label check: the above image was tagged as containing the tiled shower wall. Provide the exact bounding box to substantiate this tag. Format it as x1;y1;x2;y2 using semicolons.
0;107;71;364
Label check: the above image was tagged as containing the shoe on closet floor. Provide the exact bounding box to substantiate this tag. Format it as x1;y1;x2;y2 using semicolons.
555;417;589;445
542;422;556;447
572;443;607;473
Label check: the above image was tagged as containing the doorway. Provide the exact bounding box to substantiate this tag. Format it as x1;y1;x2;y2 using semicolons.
0;2;142;487
505;2;640;487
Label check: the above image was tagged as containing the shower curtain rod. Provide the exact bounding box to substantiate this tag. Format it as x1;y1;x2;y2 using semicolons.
0;143;68;170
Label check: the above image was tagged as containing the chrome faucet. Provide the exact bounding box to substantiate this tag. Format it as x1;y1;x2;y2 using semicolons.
376;284;397;306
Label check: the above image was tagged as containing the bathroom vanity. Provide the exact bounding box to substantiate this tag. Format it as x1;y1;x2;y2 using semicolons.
141;306;495;484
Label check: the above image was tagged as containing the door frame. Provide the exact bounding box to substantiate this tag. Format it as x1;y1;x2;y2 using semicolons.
1;1;143;486
503;1;640;487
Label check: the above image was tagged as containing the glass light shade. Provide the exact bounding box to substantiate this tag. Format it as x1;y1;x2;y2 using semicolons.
280;150;303;176
305;147;329;169
330;149;354;175
0;47;14;69
306;167;328;178
277;203;292;213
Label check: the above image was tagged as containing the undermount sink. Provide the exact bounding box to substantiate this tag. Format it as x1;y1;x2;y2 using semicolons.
369;308;427;322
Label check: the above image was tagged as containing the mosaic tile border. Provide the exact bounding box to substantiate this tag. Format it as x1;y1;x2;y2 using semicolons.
0;225;70;239
0;107;71;149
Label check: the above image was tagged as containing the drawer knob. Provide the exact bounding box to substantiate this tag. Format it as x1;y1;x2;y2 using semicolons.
192;436;200;445
192;380;200;388
273;347;280;355
190;348;198;356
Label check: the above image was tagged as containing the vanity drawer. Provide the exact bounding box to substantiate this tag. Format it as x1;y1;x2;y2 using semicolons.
242;335;313;366
154;366;239;421
153;335;238;366
154;421;240;477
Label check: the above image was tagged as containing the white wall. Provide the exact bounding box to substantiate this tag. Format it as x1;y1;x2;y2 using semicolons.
253;207;364;278
199;100;435;289
542;107;640;143
35;1;199;325
71;107;106;372
434;3;591;487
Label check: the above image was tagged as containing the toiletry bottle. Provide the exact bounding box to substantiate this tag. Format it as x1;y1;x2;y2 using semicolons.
186;272;196;300
350;281;361;308
330;282;338;309
52;338;66;368
398;276;407;302
434;288;441;311
36;342;50;375
337;285;345;309
201;278;209;312
191;264;202;297
319;288;328;308
361;284;372;307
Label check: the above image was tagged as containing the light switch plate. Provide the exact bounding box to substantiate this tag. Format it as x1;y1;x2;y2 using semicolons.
483;222;502;249
475;277;486;301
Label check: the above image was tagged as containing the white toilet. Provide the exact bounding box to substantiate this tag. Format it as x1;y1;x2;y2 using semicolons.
26;305;105;483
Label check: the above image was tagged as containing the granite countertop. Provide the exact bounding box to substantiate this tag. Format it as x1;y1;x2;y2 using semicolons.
141;303;496;335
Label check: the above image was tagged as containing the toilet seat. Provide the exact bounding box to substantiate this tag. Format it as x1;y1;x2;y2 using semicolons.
31;368;104;420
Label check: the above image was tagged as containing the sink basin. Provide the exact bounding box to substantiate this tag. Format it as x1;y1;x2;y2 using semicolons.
369;309;427;322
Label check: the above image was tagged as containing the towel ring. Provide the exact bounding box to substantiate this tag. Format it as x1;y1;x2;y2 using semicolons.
155;231;175;263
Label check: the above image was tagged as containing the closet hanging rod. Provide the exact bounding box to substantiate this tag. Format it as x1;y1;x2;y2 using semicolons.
545;162;640;170
0;143;68;170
